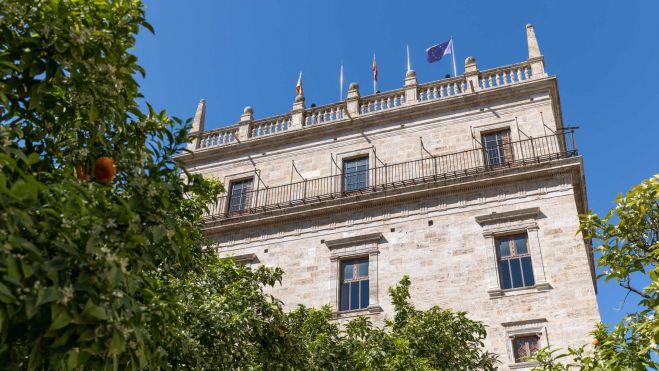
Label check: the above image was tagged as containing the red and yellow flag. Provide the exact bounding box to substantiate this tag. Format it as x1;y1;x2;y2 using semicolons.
372;55;378;81
296;72;303;95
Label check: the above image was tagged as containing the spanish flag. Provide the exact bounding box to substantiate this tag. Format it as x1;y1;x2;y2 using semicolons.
296;72;303;95
372;55;378;81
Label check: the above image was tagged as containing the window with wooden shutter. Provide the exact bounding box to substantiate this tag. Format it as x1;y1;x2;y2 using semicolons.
482;129;513;167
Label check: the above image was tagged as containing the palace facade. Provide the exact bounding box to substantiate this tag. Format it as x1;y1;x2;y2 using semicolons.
178;25;600;369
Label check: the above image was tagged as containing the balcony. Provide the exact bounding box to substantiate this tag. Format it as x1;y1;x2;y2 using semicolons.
203;130;578;222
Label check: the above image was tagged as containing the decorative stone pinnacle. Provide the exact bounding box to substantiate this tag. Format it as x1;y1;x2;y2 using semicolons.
404;70;417;86
240;106;254;122
191;99;206;133
464;56;478;74
526;24;542;59
292;94;305;110
347;82;360;99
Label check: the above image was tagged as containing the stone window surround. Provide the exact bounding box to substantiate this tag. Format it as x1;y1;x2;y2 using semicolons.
223;170;258;213
471;118;517;145
502;318;548;369
324;232;384;317
331;147;375;180
475;207;551;298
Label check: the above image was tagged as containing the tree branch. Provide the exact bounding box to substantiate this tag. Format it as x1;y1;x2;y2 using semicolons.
620;280;651;300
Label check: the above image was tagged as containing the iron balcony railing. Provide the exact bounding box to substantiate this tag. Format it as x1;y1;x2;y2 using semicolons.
205;130;578;220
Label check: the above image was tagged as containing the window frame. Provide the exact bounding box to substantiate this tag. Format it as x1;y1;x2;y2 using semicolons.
481;128;513;168
339;257;370;312
324;232;383;317
511;334;542;363
227;177;254;212
342;155;369;193
495;233;535;290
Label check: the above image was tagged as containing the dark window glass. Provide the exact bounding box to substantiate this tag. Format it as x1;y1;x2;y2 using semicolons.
482;129;512;167
499;260;512;289
343;157;369;192
339;258;369;311
360;280;369;308
521;257;535;286
513;335;541;362
510;259;524;287
228;179;253;212
350;282;359;310
496;233;535;290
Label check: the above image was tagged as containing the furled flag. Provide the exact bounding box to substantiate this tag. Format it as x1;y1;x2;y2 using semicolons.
372;54;378;94
296;71;303;95
426;39;453;63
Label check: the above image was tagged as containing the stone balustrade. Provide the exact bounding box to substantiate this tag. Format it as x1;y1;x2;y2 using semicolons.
417;76;468;102
479;62;533;91
187;23;547;152
197;127;238;148
249;114;291;138
359;89;406;114
305;102;346;127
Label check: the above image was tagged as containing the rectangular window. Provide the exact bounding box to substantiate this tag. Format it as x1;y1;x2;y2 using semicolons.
512;335;541;363
339;258;369;311
228;178;253;212
343;157;369;192
482;129;512;167
496;233;535;290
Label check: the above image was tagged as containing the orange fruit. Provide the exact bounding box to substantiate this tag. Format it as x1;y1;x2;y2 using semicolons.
593;338;600;346
94;157;116;184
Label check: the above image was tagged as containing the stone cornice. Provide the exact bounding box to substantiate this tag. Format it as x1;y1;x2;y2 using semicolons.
324;232;383;249
475;207;540;226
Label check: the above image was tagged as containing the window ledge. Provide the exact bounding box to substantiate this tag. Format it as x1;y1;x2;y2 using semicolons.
509;361;541;369
488;281;552;299
332;305;383;319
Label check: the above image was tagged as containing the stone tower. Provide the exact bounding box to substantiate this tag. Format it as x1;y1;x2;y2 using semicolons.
178;25;600;370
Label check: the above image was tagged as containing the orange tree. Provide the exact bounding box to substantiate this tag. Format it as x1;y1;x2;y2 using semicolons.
0;0;296;368
532;175;659;370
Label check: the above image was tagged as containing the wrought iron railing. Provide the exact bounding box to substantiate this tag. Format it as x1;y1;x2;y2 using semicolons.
204;131;577;220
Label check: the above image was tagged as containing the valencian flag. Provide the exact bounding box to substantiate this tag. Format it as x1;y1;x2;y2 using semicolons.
426;38;457;76
372;54;378;93
296;72;303;95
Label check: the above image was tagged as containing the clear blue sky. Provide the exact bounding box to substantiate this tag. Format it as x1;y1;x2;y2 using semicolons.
135;0;658;329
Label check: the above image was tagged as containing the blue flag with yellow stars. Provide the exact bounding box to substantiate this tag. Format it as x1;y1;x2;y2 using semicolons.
426;39;453;63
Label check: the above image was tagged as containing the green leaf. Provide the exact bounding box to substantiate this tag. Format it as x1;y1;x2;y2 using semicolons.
0;283;17;304
83;300;108;321
49;309;72;331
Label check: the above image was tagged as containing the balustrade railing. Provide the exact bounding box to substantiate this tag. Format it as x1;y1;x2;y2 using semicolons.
479;62;533;90
204;131;577;220
194;61;540;150
418;76;468;102
305;102;346;127
250;115;291;138
198;127;238;148
359;90;406;114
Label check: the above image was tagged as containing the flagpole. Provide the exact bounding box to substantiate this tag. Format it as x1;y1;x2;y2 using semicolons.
406;45;411;72
340;62;344;101
450;37;457;77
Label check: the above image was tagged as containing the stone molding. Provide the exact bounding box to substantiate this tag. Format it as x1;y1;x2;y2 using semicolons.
502;317;548;369
475;207;551;298
325;232;383;315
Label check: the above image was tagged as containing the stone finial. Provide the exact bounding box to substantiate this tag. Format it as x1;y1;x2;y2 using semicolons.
240;106;254;122
404;69;417;86
526;24;542;59
191;99;206;133
464;56;478;73
292;93;305;111
347;82;360;99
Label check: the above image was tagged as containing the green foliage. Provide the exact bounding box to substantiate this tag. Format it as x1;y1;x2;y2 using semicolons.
0;0;289;369
287;276;499;371
0;1;501;369
532;175;659;370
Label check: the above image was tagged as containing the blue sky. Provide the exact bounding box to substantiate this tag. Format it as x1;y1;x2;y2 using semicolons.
135;1;658;329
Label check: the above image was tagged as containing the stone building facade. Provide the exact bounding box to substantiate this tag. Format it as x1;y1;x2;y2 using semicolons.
178;25;600;370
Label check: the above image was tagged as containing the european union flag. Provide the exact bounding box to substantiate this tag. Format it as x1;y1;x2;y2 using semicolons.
426;39;453;63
